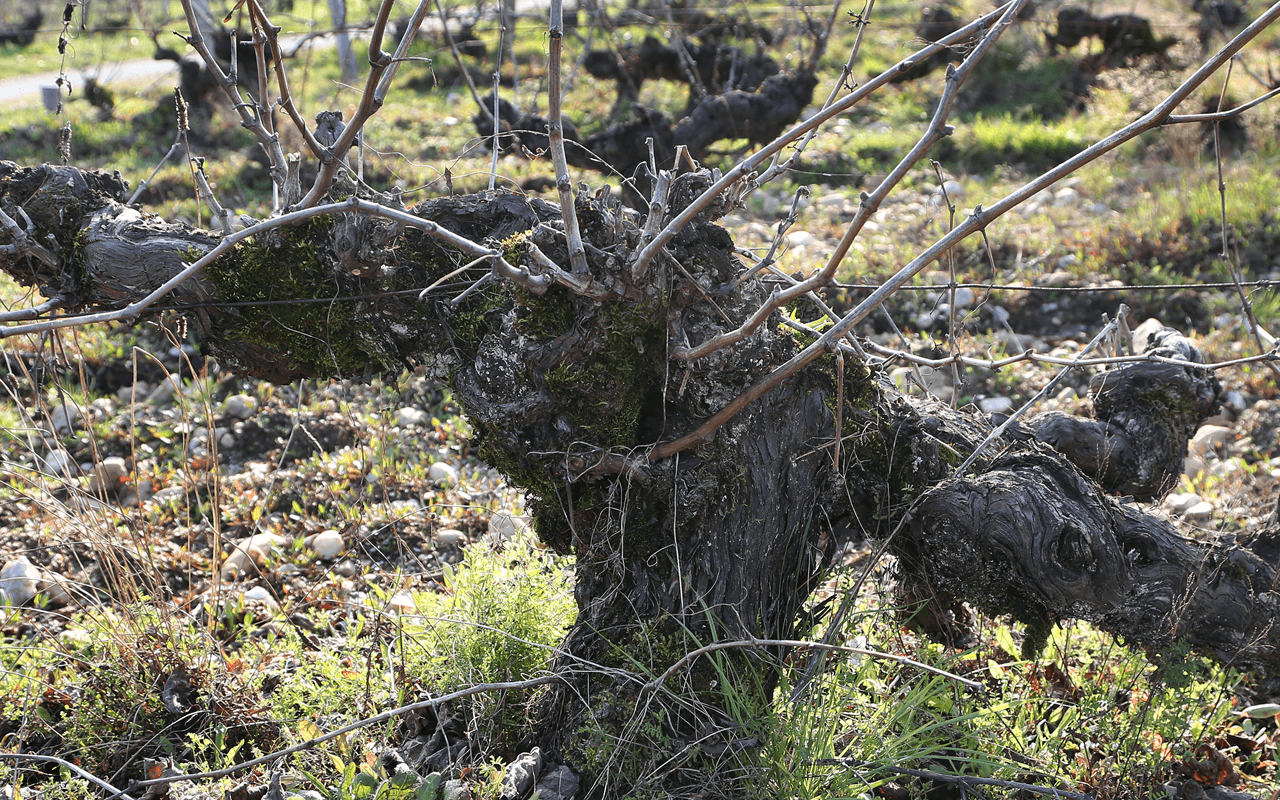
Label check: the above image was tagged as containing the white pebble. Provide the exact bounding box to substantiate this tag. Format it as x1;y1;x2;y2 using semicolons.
242;586;280;612
1;558;42;606
488;513;530;542
1191;425;1232;458
1166;493;1202;514
1053;187;1080;206
429;461;459;486
436;529;468;548
221;533;289;580
150;486;187;504
396;407;428;427
307;529;345;559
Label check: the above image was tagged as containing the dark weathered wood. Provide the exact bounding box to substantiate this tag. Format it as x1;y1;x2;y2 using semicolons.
1028;327;1221;501
2;159;1276;796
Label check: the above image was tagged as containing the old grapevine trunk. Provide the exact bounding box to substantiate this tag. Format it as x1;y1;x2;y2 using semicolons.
1;161;1278;794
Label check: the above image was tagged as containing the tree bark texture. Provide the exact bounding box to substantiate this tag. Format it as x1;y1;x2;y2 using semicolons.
1;160;1277;794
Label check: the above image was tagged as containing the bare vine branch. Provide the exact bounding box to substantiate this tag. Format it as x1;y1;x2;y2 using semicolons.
647;1;1280;461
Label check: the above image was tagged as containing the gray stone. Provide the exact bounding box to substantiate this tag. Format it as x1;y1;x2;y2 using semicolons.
49;401;80;434
978;396;1014;415
116;382;145;402
42;449;75;479
1166;493;1202;514
147;374;183;404
533;765;579;800
501;748;543;800
1183;501;1214;523
224;394;258;420
88;457;129;496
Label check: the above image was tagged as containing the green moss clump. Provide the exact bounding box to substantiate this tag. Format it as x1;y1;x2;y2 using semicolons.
203;219;370;377
544;300;664;450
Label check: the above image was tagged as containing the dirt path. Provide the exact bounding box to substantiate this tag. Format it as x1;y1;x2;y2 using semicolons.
0;59;181;109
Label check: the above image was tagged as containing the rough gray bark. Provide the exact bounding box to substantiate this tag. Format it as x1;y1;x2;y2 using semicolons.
1;159;1276;795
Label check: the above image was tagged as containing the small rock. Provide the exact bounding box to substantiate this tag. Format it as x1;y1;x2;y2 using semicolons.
386;591;418;614
0;558;42;606
1183;501;1214;523
1055;254;1079;269
89;397;117;418
243;586;280;612
436;529;469;548
331;560;358;578
1129;318;1167;350
40;574;72;607
1053;187;1080;206
951;287;974;310
429;461;459;487
224;394;258;420
117;382;149;402
219;432;236;449
488;514;530;542
41;449;75;479
441;779;473;800
307;529;345;559
978;396;1014;415
1166;493;1202;514
221;533;289;580
500;748;543;800
395;407;428;427
151;486;187;504
533;765;580;800
784;231;816;248
1183;455;1207;478
147;374;183;404
761;194;780;217
49;401;80;434
1055;386;1078;402
1039;271;1073;288
817;193;847;208
88;457;129;496
1191;425;1233;458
